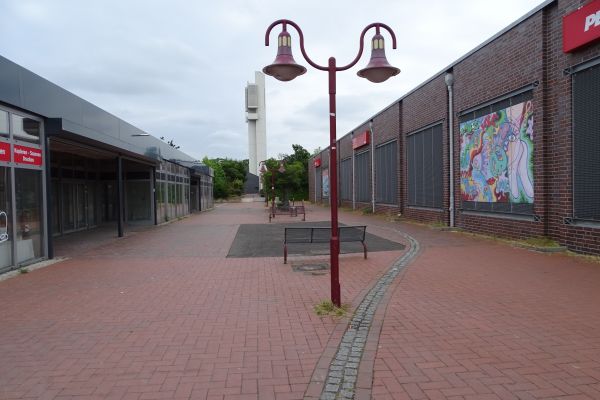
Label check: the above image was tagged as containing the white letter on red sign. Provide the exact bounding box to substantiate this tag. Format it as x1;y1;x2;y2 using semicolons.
584;11;600;32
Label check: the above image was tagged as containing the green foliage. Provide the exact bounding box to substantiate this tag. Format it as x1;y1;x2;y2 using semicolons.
202;157;247;199
262;144;311;201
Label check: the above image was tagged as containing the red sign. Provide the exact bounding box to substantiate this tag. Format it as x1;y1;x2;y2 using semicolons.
0;142;9;163
352;130;370;149
13;145;43;166
563;0;600;52
314;158;321;167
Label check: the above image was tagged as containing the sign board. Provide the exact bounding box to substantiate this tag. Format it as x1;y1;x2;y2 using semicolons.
13;145;42;166
314;158;321;168
352;130;370;149
563;0;600;52
0;142;10;163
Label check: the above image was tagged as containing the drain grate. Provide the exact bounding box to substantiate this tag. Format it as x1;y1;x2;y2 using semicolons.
291;263;330;273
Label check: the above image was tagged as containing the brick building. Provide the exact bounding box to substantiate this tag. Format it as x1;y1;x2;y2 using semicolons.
309;0;600;255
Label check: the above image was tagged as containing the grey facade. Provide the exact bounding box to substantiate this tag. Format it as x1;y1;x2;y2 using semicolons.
0;55;213;273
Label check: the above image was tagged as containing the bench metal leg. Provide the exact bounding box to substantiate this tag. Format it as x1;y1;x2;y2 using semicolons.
362;241;368;259
284;244;288;264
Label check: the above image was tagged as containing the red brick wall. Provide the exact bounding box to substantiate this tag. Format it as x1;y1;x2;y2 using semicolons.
452;5;545;239
306;0;600;255
545;0;600;254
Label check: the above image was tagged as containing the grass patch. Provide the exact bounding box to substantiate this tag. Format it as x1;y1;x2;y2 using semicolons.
314;300;349;317
19;268;29;274
521;236;560;248
566;251;600;264
428;220;448;228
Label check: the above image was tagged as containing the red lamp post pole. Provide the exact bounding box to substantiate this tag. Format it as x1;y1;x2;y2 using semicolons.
328;57;341;306
263;19;399;308
271;169;276;210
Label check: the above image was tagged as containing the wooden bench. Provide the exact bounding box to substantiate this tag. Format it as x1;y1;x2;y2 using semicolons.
269;200;306;222
283;225;367;264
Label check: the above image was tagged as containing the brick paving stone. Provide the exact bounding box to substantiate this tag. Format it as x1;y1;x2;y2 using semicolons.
2;202;600;400
371;219;600;399
0;203;404;400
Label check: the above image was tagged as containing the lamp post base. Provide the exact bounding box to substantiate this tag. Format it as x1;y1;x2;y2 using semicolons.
330;236;341;306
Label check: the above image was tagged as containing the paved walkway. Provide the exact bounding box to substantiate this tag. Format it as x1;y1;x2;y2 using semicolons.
0;202;599;400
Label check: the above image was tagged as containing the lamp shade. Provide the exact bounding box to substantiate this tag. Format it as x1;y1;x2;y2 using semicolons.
357;33;400;83
263;28;306;81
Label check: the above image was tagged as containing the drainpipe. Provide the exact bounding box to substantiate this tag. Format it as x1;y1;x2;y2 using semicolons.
351;132;356;210
445;72;455;228
369;120;375;214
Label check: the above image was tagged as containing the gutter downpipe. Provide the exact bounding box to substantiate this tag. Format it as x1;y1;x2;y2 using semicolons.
369;120;375;214
445;72;455;228
351;132;356;210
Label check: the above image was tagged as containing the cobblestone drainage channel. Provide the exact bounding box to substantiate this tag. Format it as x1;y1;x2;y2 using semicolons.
320;232;420;400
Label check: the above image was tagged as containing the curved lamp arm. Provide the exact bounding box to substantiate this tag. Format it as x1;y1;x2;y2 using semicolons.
338;22;397;71
265;19;328;71
264;19;398;72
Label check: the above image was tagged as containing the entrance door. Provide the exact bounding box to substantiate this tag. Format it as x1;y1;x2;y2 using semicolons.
62;182;88;232
0;167;12;271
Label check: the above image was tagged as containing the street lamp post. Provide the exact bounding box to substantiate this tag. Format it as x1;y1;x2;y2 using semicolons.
263;20;400;307
260;160;286;213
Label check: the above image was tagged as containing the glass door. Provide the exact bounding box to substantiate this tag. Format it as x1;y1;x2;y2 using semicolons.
15;169;43;265
75;183;86;228
62;183;75;232
0;167;12;271
61;182;89;232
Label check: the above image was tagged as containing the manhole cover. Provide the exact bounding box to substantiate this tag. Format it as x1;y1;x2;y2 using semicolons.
292;263;330;272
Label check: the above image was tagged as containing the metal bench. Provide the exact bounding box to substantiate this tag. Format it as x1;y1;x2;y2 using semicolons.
269;200;306;222
283;225;367;264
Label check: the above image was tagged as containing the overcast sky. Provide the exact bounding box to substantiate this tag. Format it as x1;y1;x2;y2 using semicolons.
0;0;546;161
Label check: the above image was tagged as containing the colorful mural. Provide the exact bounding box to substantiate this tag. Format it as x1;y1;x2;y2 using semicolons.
460;101;534;203
322;169;329;197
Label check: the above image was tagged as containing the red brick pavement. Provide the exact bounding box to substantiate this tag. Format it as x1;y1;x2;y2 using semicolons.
0;203;405;400
370;227;600;400
1;202;599;400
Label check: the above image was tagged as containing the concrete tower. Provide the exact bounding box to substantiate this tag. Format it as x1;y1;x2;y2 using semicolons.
245;71;267;184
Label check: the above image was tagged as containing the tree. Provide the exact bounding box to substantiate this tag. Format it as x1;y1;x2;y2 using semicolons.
202;157;247;199
262;144;311;202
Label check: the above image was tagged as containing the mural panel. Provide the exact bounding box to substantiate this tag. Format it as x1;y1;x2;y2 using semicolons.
460;101;534;203
322;169;329;198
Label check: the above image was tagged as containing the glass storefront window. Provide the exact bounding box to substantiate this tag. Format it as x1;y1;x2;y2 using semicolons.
0;111;8;137
126;180;151;221
168;183;175;220
15;169;43;264
156;181;163;223
12;115;41;143
0;167;12;271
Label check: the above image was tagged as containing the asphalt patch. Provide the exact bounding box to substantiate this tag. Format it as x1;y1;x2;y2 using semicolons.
227;221;405;258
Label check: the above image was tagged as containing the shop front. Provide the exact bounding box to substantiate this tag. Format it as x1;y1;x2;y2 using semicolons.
0;106;47;272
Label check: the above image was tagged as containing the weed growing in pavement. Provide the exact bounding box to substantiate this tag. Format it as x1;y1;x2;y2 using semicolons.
522;236;560;248
19;268;29;274
314;300;349;317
